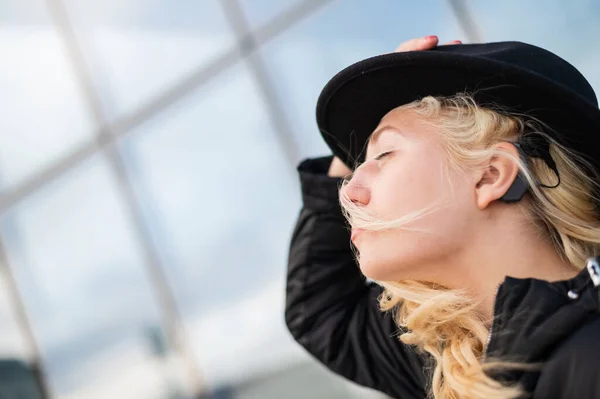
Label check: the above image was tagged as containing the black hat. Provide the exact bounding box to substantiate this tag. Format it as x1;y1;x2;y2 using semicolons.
316;41;600;172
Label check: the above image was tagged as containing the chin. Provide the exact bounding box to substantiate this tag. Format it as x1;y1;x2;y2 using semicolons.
354;226;459;282
356;238;437;282
357;254;408;281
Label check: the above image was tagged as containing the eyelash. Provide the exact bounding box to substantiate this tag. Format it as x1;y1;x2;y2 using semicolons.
374;150;393;161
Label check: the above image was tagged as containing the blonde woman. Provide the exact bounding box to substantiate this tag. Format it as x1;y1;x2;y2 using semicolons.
285;36;600;399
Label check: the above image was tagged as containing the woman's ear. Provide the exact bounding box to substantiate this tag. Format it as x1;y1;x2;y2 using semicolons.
474;142;521;210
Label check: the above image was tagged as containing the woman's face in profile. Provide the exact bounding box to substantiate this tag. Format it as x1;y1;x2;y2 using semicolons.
343;109;480;282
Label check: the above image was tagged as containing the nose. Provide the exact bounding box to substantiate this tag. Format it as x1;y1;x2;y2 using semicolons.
343;172;371;206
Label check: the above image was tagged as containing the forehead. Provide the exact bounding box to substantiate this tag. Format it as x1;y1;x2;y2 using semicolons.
365;109;439;154
369;109;417;144
368;125;403;148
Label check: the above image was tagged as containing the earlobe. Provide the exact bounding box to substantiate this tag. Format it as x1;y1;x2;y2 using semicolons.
475;166;502;210
474;143;522;210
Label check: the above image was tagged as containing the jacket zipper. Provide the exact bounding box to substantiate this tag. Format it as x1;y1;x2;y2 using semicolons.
587;257;600;287
482;284;501;362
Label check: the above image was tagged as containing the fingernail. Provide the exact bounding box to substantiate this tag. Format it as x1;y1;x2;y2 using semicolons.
452;40;462;44
424;35;438;40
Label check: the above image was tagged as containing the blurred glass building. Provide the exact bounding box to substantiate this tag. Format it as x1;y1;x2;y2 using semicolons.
0;0;599;398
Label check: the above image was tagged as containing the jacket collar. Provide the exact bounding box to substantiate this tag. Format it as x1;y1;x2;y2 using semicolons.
484;258;600;389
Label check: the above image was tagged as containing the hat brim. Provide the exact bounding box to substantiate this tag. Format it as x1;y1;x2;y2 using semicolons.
316;48;600;169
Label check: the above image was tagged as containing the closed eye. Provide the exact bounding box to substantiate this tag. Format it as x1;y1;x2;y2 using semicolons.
374;150;393;161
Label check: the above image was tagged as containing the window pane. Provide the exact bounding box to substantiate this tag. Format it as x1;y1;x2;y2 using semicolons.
120;62;342;393
0;270;28;361
259;0;463;159
62;0;237;121
0;253;40;398
1;156;185;399
0;0;95;191
467;0;600;92
237;0;306;29
0;360;44;399
231;360;387;398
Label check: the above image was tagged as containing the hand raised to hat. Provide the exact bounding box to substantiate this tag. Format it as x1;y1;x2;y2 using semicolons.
327;36;462;177
393;35;462;52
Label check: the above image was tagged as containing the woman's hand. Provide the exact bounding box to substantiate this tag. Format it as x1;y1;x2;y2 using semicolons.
394;35;461;52
328;156;353;177
327;36;462;178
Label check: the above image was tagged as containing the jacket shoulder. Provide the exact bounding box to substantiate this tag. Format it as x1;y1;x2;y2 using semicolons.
533;315;600;398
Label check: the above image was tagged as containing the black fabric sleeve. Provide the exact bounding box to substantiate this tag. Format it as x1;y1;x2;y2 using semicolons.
285;156;427;399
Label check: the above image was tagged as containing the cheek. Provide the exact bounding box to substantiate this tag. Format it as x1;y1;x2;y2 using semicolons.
356;166;476;281
371;154;448;219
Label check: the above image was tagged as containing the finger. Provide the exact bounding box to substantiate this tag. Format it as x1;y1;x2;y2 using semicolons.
395;36;439;52
440;40;463;46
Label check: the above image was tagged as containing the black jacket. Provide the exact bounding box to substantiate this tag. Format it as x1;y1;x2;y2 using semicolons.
285;156;600;399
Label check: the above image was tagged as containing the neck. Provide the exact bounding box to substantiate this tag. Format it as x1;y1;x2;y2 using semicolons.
440;205;578;321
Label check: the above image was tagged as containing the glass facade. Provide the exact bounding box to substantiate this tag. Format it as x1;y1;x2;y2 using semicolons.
0;0;95;191
1;1;599;398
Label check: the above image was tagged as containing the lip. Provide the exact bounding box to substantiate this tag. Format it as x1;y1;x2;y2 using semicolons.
351;228;365;242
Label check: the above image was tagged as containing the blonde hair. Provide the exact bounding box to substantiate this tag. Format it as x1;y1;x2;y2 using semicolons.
339;94;600;398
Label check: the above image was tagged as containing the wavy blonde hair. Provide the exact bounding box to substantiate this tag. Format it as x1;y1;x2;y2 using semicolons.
339;94;600;399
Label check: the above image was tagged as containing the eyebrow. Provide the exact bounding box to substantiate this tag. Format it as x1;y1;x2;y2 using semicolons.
368;125;403;145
